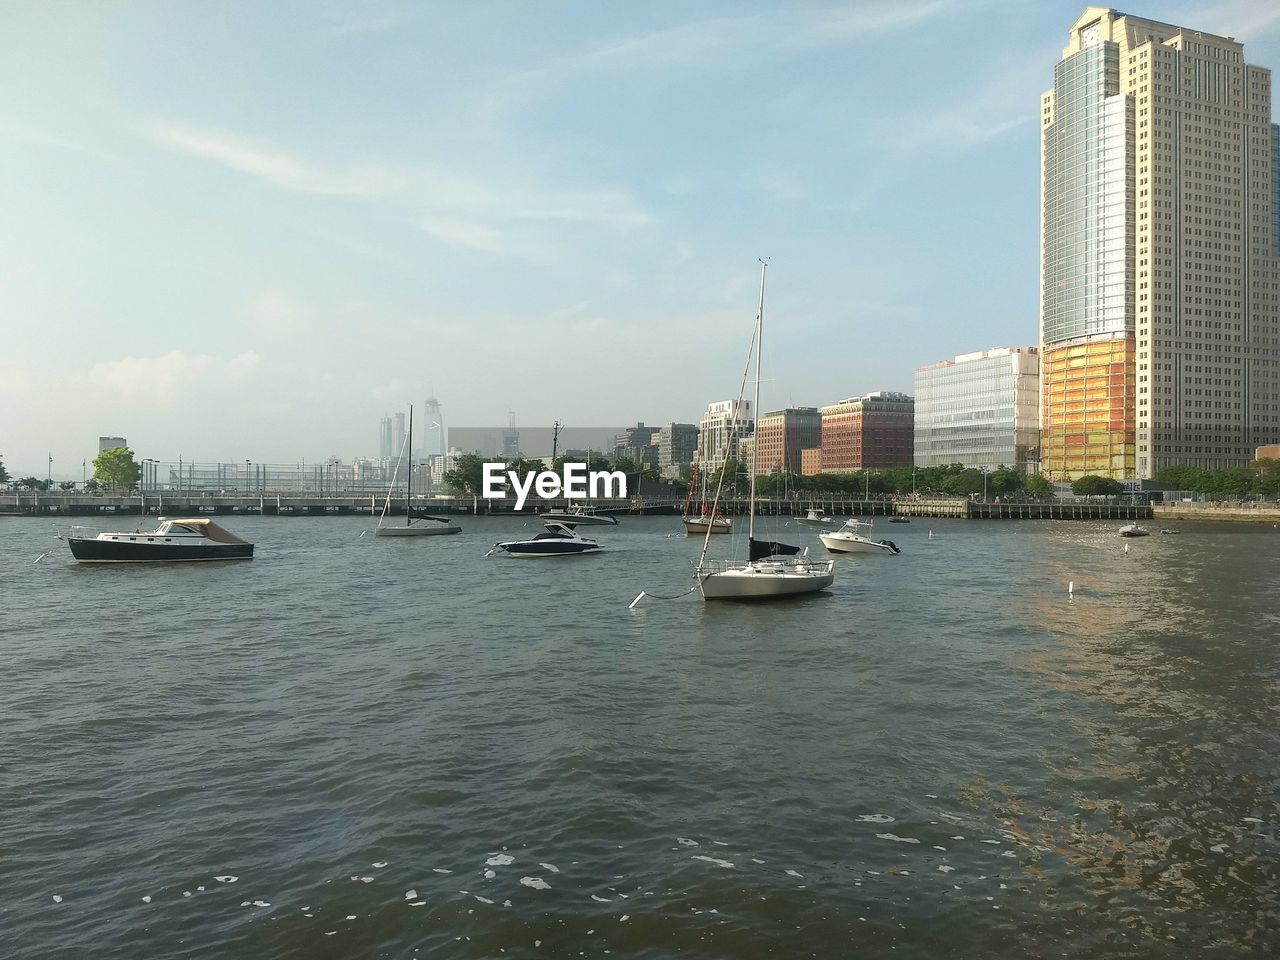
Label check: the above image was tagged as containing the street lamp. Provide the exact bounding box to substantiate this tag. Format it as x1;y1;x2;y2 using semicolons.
245;460;251;496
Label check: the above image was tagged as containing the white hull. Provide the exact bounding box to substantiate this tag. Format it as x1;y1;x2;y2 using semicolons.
375;524;461;537
819;532;898;554
698;560;835;600
684;517;731;534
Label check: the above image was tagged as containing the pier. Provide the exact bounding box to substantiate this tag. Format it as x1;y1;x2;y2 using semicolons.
4;490;1154;521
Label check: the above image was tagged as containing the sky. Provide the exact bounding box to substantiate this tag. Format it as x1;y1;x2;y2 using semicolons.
3;0;1279;476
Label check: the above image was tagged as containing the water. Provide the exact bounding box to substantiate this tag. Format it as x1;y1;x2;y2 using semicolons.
3;514;1278;958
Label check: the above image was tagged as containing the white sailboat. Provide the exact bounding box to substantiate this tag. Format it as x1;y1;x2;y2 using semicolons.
695;262;835;600
375;404;462;537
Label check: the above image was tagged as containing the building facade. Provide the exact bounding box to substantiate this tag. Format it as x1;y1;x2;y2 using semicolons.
614;423;659;467
98;436;127;453
655;422;698;477
914;348;1041;470
819;392;914;471
391;413;406;459
1040;7;1280;480
698;399;753;473
755;407;821;474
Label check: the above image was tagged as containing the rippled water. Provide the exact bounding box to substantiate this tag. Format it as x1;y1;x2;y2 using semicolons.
3;514;1278;958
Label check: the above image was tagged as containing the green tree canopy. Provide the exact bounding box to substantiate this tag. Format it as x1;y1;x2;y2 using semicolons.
0;455;9;485
1023;474;1055;497
441;453;486;494
1072;475;1123;498
93;446;140;491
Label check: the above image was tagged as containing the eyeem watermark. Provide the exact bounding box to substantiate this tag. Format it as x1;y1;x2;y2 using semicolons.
482;463;627;510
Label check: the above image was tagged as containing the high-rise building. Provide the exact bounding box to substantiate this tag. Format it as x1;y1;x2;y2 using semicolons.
378;417;393;460
697;399;753;473
502;411;520;458
614;423;659;467
392;412;406;459
914;348;1041;471
755;407;821;475
819;392;914;471
655;422;698;477
1040;7;1280;481
98;436;127;453
422;397;445;458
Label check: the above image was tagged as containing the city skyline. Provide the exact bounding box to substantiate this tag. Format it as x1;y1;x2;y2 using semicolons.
4;1;1280;475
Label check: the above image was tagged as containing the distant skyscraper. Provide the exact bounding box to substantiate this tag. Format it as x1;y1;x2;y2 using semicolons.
656;422;698;476
392;412;406;458
98;436;127;453
379;416;393;459
423;396;445;458
502;411;520;458
1040;7;1280;480
914;348;1040;470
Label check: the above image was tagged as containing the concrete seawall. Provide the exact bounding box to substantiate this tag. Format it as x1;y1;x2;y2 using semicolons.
1153;503;1280;523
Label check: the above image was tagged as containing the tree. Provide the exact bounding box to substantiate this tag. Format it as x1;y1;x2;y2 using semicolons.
1023;474;1055;498
0;455;9;485
1072;475;1122;498
18;476;50;491
93;446;140;492
442;453;486;494
59;480;76;491
85;478;102;493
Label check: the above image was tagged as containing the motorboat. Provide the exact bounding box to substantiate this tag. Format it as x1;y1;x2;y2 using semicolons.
540;504;619;526
792;508;837;527
1159;528;1181;535
489;521;602;558
683;514;731;535
375;404;462;537
819;519;901;555
888;516;910;523
63;517;254;563
1118;523;1150;538
692;262;834;601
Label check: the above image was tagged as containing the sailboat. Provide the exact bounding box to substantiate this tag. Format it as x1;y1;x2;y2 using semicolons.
681;453;731;534
375;404;462;537
695;262;834;600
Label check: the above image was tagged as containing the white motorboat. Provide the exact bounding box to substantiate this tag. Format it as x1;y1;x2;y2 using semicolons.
819;519;901;555
792;507;837;527
375;403;462;537
540;504;619;526
489;521;602;558
1118;523;1150;538
64;517;254;563
693;261;834;601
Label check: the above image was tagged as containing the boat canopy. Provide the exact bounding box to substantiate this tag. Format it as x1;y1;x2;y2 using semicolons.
749;537;802;561
159;518;250;544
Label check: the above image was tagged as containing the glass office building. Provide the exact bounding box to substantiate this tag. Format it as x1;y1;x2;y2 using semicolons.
914;349;1040;470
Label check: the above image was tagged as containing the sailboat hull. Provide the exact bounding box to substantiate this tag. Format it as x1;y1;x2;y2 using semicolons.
699;561;835;600
683;517;731;535
375;524;461;537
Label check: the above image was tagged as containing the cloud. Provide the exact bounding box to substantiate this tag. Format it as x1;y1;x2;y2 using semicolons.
146;121;652;249
512;1;954;86
88;351;259;400
148;122;388;196
1170;0;1280;41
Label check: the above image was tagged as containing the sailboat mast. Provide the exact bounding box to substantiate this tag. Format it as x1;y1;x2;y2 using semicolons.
406;404;413;526
749;260;765;542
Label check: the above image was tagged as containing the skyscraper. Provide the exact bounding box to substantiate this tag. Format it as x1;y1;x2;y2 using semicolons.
422;396;445;458
392;412;406;459
1040;7;1280;481
378;417;392;460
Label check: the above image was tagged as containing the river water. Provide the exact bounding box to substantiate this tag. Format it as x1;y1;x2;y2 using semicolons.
2;514;1278;958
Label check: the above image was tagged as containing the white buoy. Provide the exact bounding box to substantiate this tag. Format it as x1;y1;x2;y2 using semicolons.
33;551;49;564
1124;542;1129;554
359;530;367;538
629;592;646;609
1068;580;1074;597
928;530;934;539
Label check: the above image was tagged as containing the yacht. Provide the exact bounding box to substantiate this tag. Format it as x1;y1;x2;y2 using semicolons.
1118;523;1150;537
489;521;602;558
63;518;254;563
819;519;901;555
540;504;619;526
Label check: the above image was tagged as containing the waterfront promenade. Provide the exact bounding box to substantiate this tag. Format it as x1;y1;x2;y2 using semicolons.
2;490;1159;521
